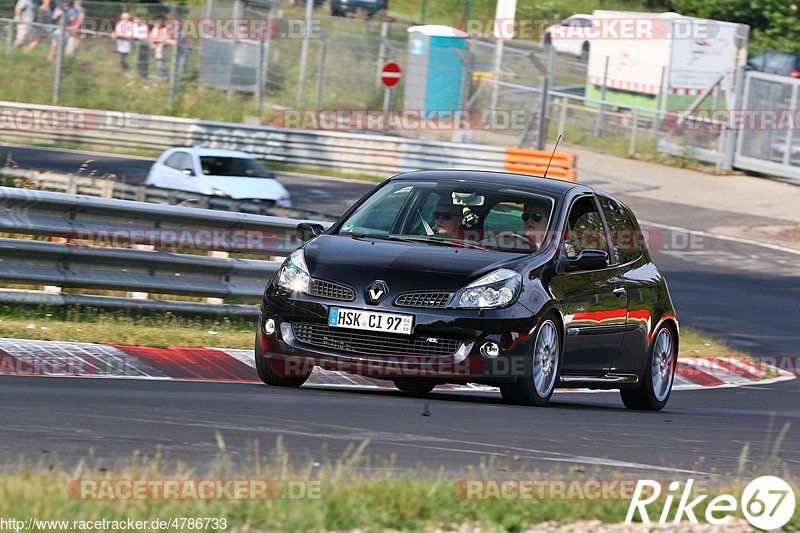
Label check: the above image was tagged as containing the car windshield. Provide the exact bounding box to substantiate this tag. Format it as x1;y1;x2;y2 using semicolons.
199;156;274;178
336;180;558;253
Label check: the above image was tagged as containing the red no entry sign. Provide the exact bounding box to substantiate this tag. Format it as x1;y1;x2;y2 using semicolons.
381;62;402;88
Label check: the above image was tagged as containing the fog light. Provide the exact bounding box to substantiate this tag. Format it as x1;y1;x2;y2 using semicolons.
480;341;500;359
264;318;276;335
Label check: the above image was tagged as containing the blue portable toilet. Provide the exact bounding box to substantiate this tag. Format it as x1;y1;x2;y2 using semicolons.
404;25;467;115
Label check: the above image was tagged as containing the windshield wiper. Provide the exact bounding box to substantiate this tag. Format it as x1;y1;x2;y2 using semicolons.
348;232;395;241
347;232;491;251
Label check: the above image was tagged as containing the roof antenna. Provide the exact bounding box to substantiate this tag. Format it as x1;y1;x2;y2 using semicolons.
543;135;562;179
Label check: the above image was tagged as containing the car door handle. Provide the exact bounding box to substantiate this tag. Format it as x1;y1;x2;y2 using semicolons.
613;287;626;298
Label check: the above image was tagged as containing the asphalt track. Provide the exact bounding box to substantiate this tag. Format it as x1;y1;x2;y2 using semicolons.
1;144;798;476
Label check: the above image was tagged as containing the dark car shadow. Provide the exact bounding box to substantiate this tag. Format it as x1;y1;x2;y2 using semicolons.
301;384;631;412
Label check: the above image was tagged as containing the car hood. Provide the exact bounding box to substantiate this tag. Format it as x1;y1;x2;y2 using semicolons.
303;234;529;293
201;175;288;200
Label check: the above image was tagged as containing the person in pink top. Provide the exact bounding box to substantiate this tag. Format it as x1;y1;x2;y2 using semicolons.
148;20;174;79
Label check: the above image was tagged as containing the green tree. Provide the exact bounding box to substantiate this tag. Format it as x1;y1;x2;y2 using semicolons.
667;0;800;54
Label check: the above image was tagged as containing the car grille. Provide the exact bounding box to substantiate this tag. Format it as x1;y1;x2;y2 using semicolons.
394;292;453;308
310;279;355;301
292;322;462;358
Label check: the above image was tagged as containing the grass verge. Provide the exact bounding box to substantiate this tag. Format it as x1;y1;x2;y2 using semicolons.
0;306;255;349
0;438;795;532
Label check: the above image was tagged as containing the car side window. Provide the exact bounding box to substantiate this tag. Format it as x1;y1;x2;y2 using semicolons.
165;152;192;172
178;153;194;172
564;196;608;259
599;196;643;264
164;152;183;169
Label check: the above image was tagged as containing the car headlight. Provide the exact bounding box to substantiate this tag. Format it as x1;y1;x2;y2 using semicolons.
452;268;522;309
275;249;310;293
212;187;228;197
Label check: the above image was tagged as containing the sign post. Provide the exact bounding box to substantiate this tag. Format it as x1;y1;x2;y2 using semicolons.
380;61;402;115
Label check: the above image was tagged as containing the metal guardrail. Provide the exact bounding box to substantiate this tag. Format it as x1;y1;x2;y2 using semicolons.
1;167;339;221
0;100;511;176
0;186;330;314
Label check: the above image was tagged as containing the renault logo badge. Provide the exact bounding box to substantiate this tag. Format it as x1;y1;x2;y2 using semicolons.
366;280;388;304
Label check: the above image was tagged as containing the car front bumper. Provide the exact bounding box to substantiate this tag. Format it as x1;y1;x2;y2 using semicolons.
258;286;541;384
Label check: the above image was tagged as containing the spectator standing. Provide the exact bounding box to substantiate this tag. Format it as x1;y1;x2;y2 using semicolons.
13;0;37;48
64;0;84;56
24;0;53;52
113;12;134;74
148;20;174;79
133;16;150;78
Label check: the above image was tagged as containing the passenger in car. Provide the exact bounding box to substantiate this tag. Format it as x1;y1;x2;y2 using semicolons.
522;199;551;250
432;200;465;238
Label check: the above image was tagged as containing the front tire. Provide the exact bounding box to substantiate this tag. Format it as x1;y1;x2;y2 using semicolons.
500;313;561;406
255;332;310;387
620;325;677;411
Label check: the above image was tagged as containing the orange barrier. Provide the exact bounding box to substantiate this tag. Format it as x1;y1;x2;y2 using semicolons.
503;148;577;182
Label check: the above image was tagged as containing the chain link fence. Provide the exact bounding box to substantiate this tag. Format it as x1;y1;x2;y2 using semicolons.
0;0;744;175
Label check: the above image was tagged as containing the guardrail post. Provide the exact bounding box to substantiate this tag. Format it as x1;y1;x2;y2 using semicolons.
628;110;638;156
135;186;147;202
204;251;228;305
101;179;115;198
42;236;66;294
129;244;154;300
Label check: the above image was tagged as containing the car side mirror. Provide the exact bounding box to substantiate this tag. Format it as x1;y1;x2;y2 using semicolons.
181;168;195;176
567;249;608;272
297;222;324;242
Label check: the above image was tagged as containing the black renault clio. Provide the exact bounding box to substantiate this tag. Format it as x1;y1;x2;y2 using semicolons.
257;170;679;410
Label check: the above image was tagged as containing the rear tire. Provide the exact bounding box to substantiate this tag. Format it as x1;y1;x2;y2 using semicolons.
500;312;561;407
620;325;677;411
394;379;436;394
255;332;310;387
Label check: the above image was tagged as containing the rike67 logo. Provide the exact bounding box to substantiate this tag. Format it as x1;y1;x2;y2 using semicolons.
626;476;796;529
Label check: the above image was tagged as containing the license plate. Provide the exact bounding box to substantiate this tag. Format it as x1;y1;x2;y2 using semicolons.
328;307;414;335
